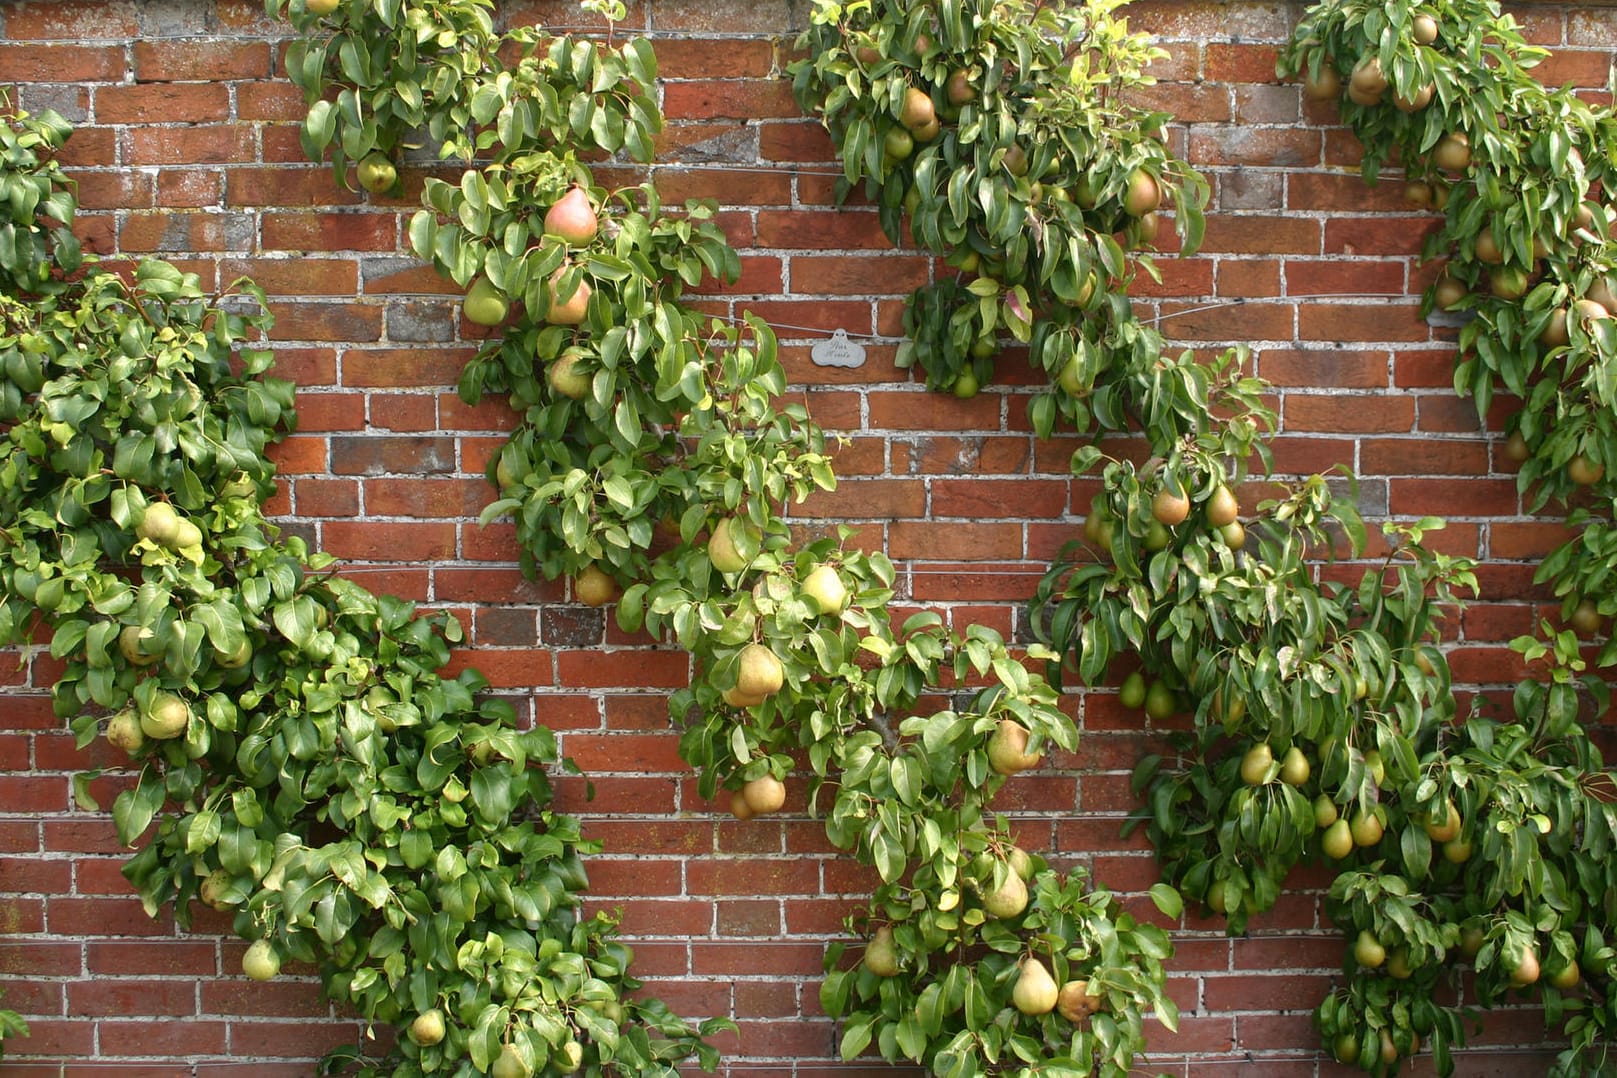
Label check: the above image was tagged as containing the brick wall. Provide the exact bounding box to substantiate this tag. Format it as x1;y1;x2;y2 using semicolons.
1;0;1613;1072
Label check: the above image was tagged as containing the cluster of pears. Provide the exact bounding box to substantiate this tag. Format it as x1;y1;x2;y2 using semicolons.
708;514;855;822
1012;955;1107;1025
461;186;601;330
135;501;203;555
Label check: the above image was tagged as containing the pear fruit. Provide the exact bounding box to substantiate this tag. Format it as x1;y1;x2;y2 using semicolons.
1123;170;1161;216
1313;793;1338;829
1056;978;1104;1022
355;151;396;194
573;564;617;607
136;502;182;545
800;564;849;614
945;69;976;105
1321;817;1354;859
106;708;146;756
463;276;509;326
721;684;766;708
898;86;935;132
1006;846;1033;881
491;1045;532;1078
987;719;1042;775
242;939;281;981
1433;132;1471;171
555;1040;585;1073
1152;484;1190;526
545;270;591;325
1549;959;1581;990
735;644;784;699
548;350;591;400
741;774;786;815
1239;743;1274;785
1510;944;1541;986
1279;746;1311;786
306;0;340;13
863;925;900;976
543;186;599;246
141;692;191;740
199;868;234;911
1012;956;1059;1015
708;516;755;574
728;790;755;821
1350;810;1384;847
119;625;163;666
1354;930;1386;969
1422;798;1461;842
981;870;1029;919
408;1008;446;1046
215;638;253;670
1206;484;1239;527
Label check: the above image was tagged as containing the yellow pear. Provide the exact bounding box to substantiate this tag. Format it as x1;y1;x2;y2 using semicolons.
800;564;849;614
1279;746;1311;786
981;870;1029;919
741;773;786;815
105;708;146;756
1012;956;1059;1015
1240;743;1274;785
1354;930;1386;969
1321;818;1354;859
1351;810;1384;847
708;516;756;574
573;565;617;607
135;502;181;545
735;644;784;699
119;625;163;666
491;1045;532;1078
1511;944;1541;986
987;719;1042;775
1206;484;1239;527
141;692;191;740
408;1008;446;1046
721;684;766;708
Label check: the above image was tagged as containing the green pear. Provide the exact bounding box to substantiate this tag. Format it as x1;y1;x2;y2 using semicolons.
1012;956;1059;1015
863;924;900;976
987;719;1042;775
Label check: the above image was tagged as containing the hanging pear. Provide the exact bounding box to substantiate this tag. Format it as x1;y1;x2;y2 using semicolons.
1012;956;1059;1015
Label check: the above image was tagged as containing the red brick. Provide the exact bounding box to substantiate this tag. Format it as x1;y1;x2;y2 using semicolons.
95;83;231;124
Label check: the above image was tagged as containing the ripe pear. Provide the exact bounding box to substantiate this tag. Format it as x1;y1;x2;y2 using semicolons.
1206;484;1239;527
1321;817;1354;859
545;270;591;325
1006;845;1033;881
1123;170;1161;216
171;519;203;551
1549;958;1581;990
898;86;935;132
741;773;786;815
1350;810;1384;847
135;502;182;545
1354;930;1386;969
1151;484;1190;526
141;692;191;740
306;0;340;13
119;624;163;666
735;644;784;699
707;516;754;574
408;1008;446;1046
863;925;900;976
987;719;1042;775
721;684;766;708
548;350;591;400
1422;798;1461;842
491;1045;532;1078
1012;956;1059;1015
1510;944;1541;986
1313;793;1339;829
573;564;617;607
981;870;1029;919
1433;132;1471;171
543;186;599;246
1279;746;1311;786
728;790;755;821
1239;743;1274;785
945;69;976;105
463;276;509;326
800;564;849;614
106;708;146;756
1056;978;1104;1022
